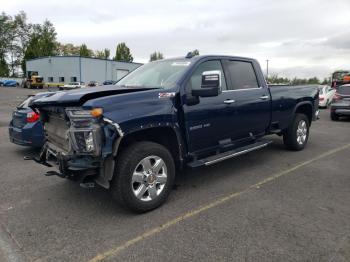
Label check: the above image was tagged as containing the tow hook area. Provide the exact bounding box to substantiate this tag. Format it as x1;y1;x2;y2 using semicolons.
44;169;96;189
23;155;52;167
24;144;52;167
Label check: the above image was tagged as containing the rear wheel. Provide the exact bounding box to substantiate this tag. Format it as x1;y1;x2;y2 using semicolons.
331;112;339;121
283;113;310;151
110;141;175;213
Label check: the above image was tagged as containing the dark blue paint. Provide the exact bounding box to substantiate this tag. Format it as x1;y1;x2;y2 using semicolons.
8;108;45;147
32;55;318;159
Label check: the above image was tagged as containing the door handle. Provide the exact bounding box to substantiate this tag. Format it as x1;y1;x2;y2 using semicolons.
259;95;269;100
224;99;235;104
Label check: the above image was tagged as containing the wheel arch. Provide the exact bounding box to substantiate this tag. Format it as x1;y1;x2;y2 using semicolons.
117;126;185;169
293;101;313;126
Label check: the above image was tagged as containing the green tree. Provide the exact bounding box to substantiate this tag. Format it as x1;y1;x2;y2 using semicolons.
57;43;80;55
104;48;110;59
12;12;31;76
267;74;325;86
149;51;164;61
321;77;331;85
95;48;110;59
267;73;290;84
79;43;94;57
114;42;133;62
0;12;12;76
0;55;9;76
307;77;320;84
95;50;105;59
0;13;12;57
23;20;58;73
1;12;58;76
0;11;32;76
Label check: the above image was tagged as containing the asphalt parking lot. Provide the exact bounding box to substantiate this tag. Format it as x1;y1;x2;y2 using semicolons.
1;87;350;262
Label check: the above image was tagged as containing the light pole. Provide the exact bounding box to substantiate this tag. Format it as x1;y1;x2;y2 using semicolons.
266;59;269;79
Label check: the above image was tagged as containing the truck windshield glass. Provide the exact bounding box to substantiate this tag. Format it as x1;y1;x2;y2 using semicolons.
117;60;191;89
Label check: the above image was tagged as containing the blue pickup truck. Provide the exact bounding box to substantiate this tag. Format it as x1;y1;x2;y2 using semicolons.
31;55;319;212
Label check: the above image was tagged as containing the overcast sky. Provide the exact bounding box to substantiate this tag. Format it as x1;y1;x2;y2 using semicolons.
3;0;350;79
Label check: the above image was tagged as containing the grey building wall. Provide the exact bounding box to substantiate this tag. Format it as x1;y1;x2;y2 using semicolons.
26;56;141;84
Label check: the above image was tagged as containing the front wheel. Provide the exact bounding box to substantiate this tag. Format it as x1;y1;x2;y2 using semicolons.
283;113;310;151
110;141;175;213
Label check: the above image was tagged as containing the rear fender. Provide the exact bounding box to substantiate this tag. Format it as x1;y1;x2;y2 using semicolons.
293;101;314;124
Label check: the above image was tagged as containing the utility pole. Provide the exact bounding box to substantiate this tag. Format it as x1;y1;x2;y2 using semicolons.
266;59;269;79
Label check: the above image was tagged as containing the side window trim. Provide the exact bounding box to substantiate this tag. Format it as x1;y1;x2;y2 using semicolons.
222;59;262;92
219;59;229;91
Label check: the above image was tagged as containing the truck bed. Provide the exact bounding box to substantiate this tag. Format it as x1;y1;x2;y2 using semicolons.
269;85;319;131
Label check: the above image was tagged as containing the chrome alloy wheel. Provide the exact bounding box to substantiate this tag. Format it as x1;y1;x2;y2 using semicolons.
131;155;168;202
296;120;308;145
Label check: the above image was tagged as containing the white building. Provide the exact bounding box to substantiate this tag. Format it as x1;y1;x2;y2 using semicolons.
26;56;142;84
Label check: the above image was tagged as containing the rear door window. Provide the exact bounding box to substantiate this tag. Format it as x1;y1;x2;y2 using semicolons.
225;61;259;90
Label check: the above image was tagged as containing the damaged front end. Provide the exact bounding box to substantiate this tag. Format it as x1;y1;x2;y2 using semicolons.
32;107;121;188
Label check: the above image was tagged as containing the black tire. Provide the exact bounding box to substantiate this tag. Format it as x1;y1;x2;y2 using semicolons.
283;113;310;151
331;112;339;121
110;141;175;213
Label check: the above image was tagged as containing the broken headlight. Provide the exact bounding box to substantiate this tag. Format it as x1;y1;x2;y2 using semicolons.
66;108;103;155
66;108;103;118
73;131;95;152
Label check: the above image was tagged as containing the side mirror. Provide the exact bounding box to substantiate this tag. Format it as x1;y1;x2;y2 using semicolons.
192;70;221;97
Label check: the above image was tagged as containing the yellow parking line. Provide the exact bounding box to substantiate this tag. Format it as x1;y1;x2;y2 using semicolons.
88;143;350;262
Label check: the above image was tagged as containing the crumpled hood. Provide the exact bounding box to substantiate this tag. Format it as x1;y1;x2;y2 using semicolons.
32;85;158;108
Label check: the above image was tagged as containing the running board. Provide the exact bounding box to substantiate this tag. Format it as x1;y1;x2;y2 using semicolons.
188;140;272;168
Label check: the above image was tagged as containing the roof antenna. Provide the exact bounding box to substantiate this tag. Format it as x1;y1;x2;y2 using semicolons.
185;52;194;59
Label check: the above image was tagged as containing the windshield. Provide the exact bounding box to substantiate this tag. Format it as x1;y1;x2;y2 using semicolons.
117;59;191;89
